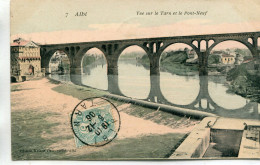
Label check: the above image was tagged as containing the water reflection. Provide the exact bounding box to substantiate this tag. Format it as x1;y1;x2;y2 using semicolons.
160;73;200;105
49;73;70;82
50;59;259;119
208;76;247;109
118;59;150;99
81;50;108;90
82;62;108;90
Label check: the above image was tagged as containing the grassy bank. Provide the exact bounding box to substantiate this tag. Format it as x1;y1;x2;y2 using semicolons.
12;109;186;160
11;79;198;160
11;110;72;160
52;83;108;100
51;81;199;128
70;133;186;160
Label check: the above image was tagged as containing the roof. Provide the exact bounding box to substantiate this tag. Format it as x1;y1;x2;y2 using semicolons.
11;38;40;47
242;58;255;64
11;41;29;46
222;54;234;58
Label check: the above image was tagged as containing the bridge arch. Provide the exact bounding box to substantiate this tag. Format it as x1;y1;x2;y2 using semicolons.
159;42;200;67
200;40;207;51
208;39;255;56
117;45;150;99
159;41;200;57
208;39;215;47
159;43;200;105
80;47;108;90
71;46;107;67
208;40;253;66
41;48;70;74
79;47;107;66
116;44;149;57
78;46;107;59
207;40;253;110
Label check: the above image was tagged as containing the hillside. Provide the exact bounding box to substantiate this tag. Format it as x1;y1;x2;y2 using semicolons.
139;50;198;75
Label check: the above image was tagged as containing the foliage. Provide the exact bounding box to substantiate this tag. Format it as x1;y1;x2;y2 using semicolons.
138;55;150;68
138;50;198;75
159;51;197;75
161;51;188;64
82;55;96;66
208;54;221;64
227;63;260;103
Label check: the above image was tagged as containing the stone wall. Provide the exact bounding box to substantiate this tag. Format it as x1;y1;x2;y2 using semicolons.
19;59;41;76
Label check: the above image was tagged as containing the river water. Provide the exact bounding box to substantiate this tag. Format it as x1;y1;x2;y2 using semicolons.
50;59;259;118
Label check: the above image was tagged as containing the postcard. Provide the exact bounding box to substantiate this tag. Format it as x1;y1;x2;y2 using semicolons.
10;0;260;160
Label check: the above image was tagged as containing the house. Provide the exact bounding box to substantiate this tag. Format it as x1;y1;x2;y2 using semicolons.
10;38;42;81
221;54;235;64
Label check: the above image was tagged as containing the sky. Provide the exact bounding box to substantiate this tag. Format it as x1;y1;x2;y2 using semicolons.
10;0;260;48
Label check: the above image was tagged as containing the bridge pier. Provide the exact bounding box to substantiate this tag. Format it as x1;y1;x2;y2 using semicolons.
199;76;209;98
106;55;122;95
147;50;169;103
252;36;259;58
195;76;215;111
149;54;160;75
70;67;82;85
198;52;208;76
107;75;122;95
147;75;167;103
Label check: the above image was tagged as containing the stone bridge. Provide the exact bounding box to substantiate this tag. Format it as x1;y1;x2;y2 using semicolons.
40;31;260;94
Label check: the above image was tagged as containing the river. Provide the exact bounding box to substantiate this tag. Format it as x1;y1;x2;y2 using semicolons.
49;59;259;119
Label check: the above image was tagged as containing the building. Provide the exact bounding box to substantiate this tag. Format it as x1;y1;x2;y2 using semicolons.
221;54;235;64
10;38;42;81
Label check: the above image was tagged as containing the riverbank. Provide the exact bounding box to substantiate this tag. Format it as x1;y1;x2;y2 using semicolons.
11;78;199;160
227;63;260;103
138;52;198;76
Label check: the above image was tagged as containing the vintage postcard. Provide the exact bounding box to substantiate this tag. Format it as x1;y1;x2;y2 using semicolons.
10;0;260;160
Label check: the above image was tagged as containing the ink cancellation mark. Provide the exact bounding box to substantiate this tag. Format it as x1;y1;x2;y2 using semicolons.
71;97;120;147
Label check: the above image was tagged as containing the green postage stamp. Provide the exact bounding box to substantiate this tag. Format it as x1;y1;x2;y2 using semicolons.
71;97;120;147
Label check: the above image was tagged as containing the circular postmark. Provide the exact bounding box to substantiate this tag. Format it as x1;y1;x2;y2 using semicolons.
71;97;121;147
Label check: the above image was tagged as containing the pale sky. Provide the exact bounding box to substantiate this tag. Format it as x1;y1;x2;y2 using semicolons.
10;0;260;46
